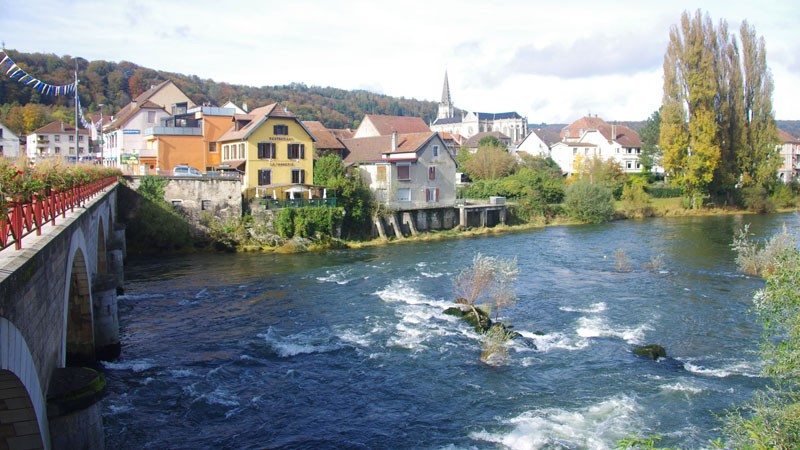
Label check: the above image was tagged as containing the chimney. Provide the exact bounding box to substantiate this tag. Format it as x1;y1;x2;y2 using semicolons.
611;124;616;141
391;130;397;152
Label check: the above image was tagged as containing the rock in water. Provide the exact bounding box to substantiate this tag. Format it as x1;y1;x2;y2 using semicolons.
633;344;667;360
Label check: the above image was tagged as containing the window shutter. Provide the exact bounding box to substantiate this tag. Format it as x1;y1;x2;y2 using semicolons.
300;169;305;184
300;144;305;159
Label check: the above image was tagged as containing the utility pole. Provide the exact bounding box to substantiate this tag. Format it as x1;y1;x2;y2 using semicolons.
74;61;79;163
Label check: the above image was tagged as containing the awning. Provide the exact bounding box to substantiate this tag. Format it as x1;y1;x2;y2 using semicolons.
217;159;246;170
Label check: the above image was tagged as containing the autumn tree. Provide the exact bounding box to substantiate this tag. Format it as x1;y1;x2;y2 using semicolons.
660;10;721;208
461;137;516;180
738;21;781;190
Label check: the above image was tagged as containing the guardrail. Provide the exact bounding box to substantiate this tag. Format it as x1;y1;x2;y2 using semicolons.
261;198;337;209
0;176;118;251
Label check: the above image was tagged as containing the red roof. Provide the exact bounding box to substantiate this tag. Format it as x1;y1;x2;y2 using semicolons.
561;116;642;147
302;121;345;150
359;114;430;135
32;121;91;135
342;132;438;166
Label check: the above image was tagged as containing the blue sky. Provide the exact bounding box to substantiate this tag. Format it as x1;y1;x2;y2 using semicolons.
2;0;798;123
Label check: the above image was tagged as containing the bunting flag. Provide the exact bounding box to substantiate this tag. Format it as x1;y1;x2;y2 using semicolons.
0;51;76;96
76;96;95;130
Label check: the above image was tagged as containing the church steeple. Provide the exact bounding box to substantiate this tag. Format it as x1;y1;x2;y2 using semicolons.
437;70;454;120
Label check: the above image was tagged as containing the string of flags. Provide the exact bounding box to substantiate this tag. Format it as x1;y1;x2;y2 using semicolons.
0;51;76;96
75;96;101;131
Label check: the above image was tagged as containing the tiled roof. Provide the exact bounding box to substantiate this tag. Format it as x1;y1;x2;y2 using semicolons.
218;103;313;142
361;114;430;135
464;131;511;148
778;129;800;143
528;127;563;147
329;128;354;140
476;112;523;121
302;121;345;150
106;80;173;130
561;116;642;147
431;117;462;126
32;121;91;135
342;132;437;166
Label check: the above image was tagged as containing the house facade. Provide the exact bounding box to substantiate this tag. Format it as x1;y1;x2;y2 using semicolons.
216;103;316;199
550;116;643;175
142;106;236;175
103;80;195;172
342;131;456;210
0;122;21;158
777;129;800;183
25;121;91;162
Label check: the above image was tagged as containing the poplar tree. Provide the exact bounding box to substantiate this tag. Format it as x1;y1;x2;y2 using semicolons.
739;21;780;189
660;10;720;208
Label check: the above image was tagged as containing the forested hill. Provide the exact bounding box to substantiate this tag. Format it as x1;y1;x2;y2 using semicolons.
0;49;437;133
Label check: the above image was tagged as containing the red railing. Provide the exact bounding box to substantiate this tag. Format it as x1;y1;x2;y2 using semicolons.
0;176;118;251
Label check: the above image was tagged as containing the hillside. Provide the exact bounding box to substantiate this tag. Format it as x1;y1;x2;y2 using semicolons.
0;49;437;134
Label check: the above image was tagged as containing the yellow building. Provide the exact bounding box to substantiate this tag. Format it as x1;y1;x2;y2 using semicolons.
217;103;316;199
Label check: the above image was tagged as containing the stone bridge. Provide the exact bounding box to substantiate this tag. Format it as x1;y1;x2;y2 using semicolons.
0;183;124;450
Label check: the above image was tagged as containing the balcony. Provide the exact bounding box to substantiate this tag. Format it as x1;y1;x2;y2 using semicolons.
144;127;202;136
260;198;338;209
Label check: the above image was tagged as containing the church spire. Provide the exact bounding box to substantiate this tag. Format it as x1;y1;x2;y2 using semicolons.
441;70;451;105
437;70;454;120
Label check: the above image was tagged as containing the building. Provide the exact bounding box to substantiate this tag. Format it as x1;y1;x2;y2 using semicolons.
217;103;316;199
430;71;528;143
142;106;237;175
342;131;456;210
550;116;642;175
777;129;800;183
103;80;195;172
25;121;91;162
352;114;430;138
302;121;347;158
516;127;561;159
0;122;21;158
463;131;512;152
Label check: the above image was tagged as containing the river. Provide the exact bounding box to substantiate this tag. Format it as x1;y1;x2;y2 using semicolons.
102;212;799;449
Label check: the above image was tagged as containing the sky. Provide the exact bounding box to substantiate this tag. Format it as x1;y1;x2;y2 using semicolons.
1;0;799;124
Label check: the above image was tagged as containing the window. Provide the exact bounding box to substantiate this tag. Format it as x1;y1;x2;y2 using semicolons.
288;143;305;159
428;166;436;180
432;145;440;157
69;135;75;143
201;200;212;211
172;102;188;115
376;165;387;182
55;147;61;154
274;124;289;135
258;169;272;186
238;143;245;159
0;129;3;138
396;188;411;202
258;142;276;159
54;135;60;142
291;169;305;184
79;135;84;142
397;163;410;181
147;111;156;123
426;187;439;203
208;142;217;153
0;145;3;155
626;161;633;169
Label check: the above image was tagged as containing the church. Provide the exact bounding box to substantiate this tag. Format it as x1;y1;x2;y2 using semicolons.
429;71;528;143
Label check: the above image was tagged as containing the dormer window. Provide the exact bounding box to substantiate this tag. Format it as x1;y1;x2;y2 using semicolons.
274;124;288;135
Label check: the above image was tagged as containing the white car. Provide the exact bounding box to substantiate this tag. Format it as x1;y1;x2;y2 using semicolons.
172;165;202;177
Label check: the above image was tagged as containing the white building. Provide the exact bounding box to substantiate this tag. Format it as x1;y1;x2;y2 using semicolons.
430;71;528;143
0;122;21;158
342;131;457;210
550;116;642;175
777;129;800;183
103;80;195;172
25;121;91;162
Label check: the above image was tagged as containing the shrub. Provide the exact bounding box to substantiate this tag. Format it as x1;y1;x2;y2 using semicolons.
274;206;344;239
614;248;632;272
564;180;614;224
771;183;797;208
137;175;169;203
740;186;776;213
621;184;652;219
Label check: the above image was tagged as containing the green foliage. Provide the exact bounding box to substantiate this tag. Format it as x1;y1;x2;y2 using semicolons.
739;185;775;213
137;175;169;203
574;156;627;199
621;183;653;218
461;144;516;180
726;230;800;448
644;185;683;198
313;154;346;187
273;206;344;239
639;110;662;173
328;176;374;240
564;180;614;224
125;198;194;254
481;324;513;366
770;183;796;208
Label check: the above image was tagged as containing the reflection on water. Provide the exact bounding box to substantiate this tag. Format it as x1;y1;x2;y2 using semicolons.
105;213;799;449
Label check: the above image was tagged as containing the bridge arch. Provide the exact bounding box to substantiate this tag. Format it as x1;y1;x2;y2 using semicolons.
0;318;50;450
96;216;107;275
62;229;95;367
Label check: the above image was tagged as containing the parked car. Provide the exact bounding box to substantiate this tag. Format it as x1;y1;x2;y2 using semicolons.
173;165;202;177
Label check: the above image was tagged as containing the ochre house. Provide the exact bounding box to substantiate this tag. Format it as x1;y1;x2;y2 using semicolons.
217;103;316;199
